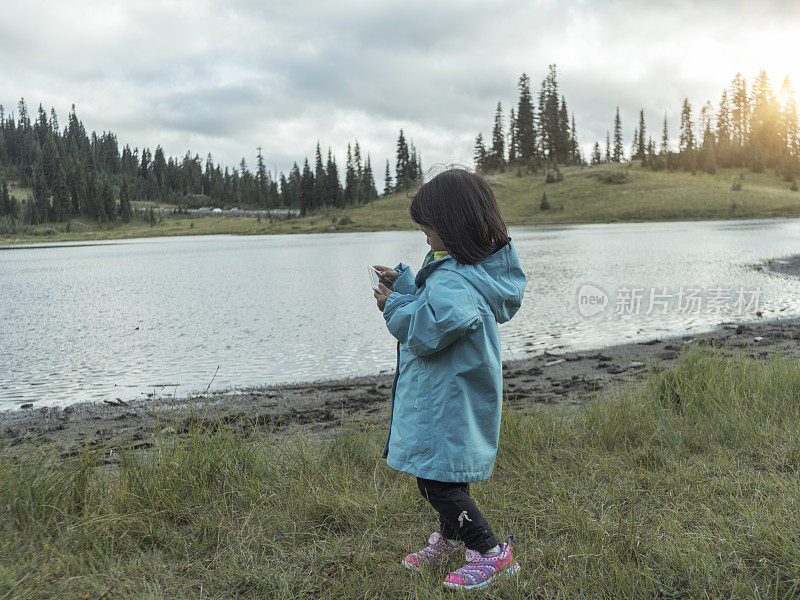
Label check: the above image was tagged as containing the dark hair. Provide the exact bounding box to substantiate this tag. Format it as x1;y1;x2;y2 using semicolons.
408;168;509;265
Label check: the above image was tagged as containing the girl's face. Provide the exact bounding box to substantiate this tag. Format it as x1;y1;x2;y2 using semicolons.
419;224;446;252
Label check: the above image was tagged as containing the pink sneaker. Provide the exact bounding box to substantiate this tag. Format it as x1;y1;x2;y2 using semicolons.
402;532;465;571
442;536;520;590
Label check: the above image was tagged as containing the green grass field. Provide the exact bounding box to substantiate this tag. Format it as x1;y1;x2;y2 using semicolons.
2;344;799;598
2;163;799;245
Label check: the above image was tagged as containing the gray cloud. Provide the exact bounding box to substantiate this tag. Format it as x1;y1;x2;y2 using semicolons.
1;0;798;178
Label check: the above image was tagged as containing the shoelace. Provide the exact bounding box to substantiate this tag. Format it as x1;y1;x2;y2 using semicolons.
454;553;504;584
450;537;513;585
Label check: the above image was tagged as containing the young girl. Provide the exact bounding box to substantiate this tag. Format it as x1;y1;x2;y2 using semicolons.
372;168;526;591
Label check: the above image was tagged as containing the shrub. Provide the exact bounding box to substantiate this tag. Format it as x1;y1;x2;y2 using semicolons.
790;179;799;192
731;174;744;191
338;214;354;226
0;215;19;234
596;171;629;184
540;192;550;210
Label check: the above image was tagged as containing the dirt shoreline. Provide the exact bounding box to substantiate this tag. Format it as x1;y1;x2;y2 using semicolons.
3;313;799;462
758;253;800;278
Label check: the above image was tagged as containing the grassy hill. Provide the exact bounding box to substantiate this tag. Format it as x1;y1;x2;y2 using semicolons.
2;163;799;244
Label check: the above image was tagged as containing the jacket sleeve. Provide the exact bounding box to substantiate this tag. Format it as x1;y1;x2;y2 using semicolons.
382;271;480;356
391;262;417;295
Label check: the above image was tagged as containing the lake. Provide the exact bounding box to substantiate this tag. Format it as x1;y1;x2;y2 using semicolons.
2;218;800;408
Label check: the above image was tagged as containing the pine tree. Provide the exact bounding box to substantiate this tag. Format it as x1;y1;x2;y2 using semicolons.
408;143;419;183
324;148;341;207
153;146;167;189
507;107;518;163
256;146;270;207
31;160;46;225
540;191;550;210
516;73;537;161
489;101;505;170
730;73;749;148
42;134;60;190
557;96;570;163
591;142;602;165
660;114;669;155
781;80;799;158
717;90;731;146
139;147;151;179
698;123;717;174
570;114;579;164
679;98;695;153
362;155;377;201
538;66;564;162
749;69;780;162
353;141;364;188
314;142;325;208
1;179;16;217
35;104;49;146
51;166;69;222
384;160;392;196
612;107;623;162
101;176;115;221
636;109;647;160
395;130;410;191
605;131;611;163
49;107;59;134
286;162;302;207
474;133;487;171
119;178;132;222
777;77;793;155
679;98;697;171
345;143;356;204
300;157;314;215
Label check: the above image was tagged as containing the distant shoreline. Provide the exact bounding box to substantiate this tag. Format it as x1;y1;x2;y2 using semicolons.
2;163;800;245
2;213;800;249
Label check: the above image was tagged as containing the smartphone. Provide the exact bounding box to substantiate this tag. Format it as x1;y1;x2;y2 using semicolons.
367;265;383;292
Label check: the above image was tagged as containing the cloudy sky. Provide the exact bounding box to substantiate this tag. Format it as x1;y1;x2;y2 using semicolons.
2;0;798;179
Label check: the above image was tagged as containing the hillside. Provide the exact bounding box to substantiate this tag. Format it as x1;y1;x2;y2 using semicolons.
1;163;799;244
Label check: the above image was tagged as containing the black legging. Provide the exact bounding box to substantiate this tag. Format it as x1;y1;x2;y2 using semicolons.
417;477;499;554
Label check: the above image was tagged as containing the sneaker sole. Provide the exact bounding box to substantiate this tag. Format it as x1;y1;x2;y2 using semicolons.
402;559;421;572
442;561;520;591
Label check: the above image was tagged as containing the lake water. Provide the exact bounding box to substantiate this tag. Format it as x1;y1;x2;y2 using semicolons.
2;218;800;408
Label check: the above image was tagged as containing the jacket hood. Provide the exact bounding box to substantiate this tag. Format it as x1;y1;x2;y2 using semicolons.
419;238;526;324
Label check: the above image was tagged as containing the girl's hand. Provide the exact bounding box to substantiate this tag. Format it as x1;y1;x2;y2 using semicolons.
372;265;398;287
373;283;392;312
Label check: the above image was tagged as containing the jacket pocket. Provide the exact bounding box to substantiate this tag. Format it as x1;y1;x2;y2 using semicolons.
412;358;432;456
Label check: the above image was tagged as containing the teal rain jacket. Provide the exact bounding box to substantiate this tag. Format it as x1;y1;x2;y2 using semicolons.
381;239;526;482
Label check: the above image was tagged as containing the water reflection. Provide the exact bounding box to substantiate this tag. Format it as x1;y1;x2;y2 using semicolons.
1;219;800;408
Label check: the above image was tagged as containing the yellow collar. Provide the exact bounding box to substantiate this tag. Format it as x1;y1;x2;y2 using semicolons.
433;250;450;261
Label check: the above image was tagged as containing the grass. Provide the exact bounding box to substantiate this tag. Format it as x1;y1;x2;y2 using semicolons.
2;344;800;598
2;163;800;245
